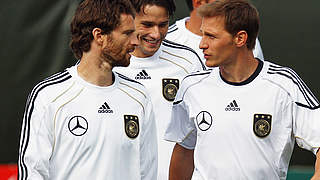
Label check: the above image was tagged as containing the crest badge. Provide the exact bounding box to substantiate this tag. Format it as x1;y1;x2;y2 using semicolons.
162;78;179;101
124;115;139;139
253;114;272;138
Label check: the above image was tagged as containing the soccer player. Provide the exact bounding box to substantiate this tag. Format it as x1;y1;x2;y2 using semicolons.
18;0;158;179
165;0;320;179
114;0;206;179
166;0;264;65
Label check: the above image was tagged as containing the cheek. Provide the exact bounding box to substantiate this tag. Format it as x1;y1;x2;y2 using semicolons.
160;28;168;38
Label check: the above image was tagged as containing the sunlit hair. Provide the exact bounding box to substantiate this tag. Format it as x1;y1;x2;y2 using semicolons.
69;0;135;59
198;0;259;49
130;0;176;17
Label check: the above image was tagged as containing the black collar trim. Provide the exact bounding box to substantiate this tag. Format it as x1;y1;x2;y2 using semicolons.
220;59;263;86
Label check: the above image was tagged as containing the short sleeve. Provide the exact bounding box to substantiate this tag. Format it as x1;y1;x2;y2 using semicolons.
164;96;197;149
293;102;320;155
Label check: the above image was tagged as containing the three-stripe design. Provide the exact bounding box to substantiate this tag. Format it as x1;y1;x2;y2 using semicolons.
18;70;72;180
168;24;178;33
267;64;319;109
116;72;142;85
135;70;151;80
99;102;110;110
225;100;240;111
162;39;206;70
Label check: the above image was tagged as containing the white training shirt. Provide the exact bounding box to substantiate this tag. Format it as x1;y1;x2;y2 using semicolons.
166;17;265;63
114;39;206;180
18;65;157;180
165;60;320;180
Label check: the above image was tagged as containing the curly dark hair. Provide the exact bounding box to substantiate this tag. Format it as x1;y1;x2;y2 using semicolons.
130;0;176;17
69;0;135;59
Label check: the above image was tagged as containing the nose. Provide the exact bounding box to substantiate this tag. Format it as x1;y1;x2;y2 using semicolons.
149;26;161;40
199;37;208;50
130;32;139;47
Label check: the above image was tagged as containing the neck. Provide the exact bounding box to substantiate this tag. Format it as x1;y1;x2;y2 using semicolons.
220;51;259;83
185;10;203;36
77;52;114;87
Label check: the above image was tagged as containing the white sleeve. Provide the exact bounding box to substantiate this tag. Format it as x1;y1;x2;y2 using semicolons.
18;94;54;180
287;72;320;155
140;97;158;180
293;102;320;155
253;38;264;61
164;94;197;149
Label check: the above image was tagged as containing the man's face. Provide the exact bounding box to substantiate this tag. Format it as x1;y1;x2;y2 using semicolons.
199;16;236;67
133;5;169;58
101;14;138;67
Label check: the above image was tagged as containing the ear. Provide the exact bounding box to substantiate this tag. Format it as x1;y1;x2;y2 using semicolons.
193;0;203;8
92;28;104;46
233;30;248;48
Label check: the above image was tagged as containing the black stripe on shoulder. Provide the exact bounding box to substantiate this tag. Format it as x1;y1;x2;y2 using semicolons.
162;39;206;70
183;71;211;81
168;27;178;34
168;23;177;30
116;72;143;86
267;65;319;108
173;100;183;105
180;71;211;103
296;102;320;110
19;71;71;180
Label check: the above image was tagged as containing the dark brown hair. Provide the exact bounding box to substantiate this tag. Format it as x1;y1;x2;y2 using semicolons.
198;0;259;49
70;0;135;59
130;0;176;17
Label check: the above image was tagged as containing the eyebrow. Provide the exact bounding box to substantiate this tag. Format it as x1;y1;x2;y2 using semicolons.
123;29;135;34
141;20;169;25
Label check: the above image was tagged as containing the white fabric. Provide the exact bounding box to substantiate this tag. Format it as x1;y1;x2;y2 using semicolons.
165;60;320;180
166;17;265;64
18;65;157;180
114;41;206;180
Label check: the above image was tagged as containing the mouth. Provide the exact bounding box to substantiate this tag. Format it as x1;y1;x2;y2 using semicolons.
203;52;210;59
142;37;160;46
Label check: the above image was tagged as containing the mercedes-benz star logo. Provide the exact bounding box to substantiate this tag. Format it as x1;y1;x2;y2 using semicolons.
68;116;88;136
196;111;213;131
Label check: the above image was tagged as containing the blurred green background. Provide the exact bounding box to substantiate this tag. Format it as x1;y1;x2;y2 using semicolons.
0;0;318;179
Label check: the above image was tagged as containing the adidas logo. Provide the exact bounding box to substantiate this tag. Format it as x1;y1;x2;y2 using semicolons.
225;100;240;111
98;102;113;113
135;70;151;80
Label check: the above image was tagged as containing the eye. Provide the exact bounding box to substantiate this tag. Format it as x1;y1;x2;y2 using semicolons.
124;30;134;36
159;22;168;28
205;33;216;39
141;22;153;28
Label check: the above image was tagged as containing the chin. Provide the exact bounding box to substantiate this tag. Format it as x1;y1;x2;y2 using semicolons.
205;60;218;68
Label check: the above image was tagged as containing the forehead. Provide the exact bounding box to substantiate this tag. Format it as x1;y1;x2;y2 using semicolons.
137;5;169;21
116;13;135;31
201;16;226;33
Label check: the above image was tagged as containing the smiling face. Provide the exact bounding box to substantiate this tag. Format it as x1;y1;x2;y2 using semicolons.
101;13;138;67
132;5;169;58
199;16;237;67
